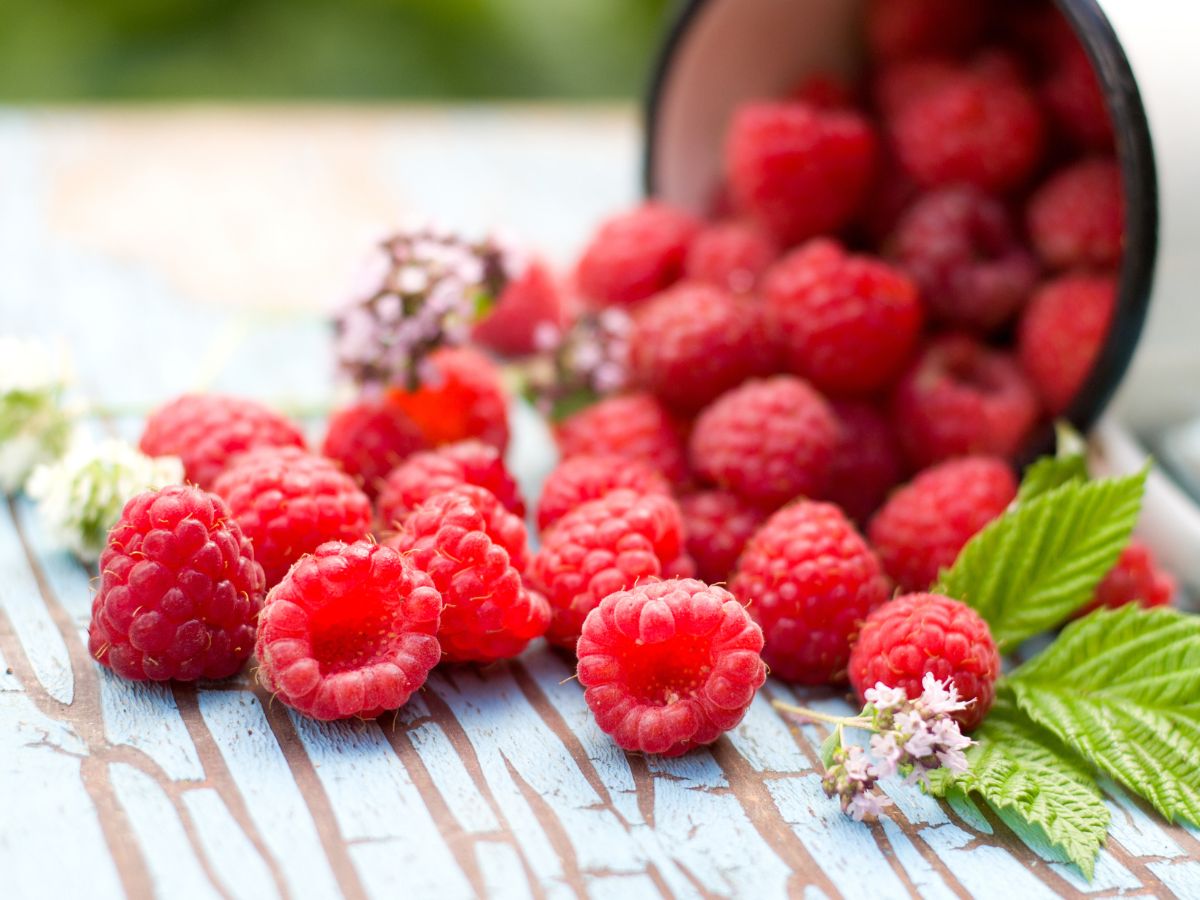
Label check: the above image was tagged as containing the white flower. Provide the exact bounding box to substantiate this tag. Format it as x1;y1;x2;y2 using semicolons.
893;710;925;737
937;747;971;775
931;715;973;752
869;732;902;779
27;436;183;562
865;682;907;711
841;745;874;782
920;673;971;715
903;721;938;759
0;336;75;493
846;791;892;822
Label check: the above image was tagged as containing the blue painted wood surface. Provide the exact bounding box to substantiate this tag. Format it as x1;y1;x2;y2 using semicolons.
1;107;1198;899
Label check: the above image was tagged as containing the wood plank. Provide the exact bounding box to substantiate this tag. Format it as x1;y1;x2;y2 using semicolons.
182;788;282;900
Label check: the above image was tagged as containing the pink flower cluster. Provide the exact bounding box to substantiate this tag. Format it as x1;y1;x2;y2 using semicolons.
524;308;632;418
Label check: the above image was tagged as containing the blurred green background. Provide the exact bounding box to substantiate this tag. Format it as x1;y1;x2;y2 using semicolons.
0;0;672;100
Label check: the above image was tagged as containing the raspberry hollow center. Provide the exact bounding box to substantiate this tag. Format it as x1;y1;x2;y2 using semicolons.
618;634;714;705
308;600;403;674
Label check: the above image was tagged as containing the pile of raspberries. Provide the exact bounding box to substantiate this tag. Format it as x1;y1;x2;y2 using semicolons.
87;0;1172;758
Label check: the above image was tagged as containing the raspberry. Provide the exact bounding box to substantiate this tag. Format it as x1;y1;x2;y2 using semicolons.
386;346;510;452
678;490;768;584
536;454;669;533
865;0;987;62
868;456;1016;593
890;65;1044;193
873;58;960;118
824;401;907;525
726;101;877;245
788;72;859;110
321;396;428;499
555;393;690;486
764;240;922;395
376;440;525;532
1017;274;1116;415
1027;158;1124;271
629;282;771;413
690;376;838;507
387;486;545;663
848;592;1000;729
576;579;766;756
1041;31;1114;152
1077;539;1175;617
890;185;1038;333
140;394;306;489
88;485;265;681
575;202;701;307
891;335;1039;467
255;540;441;720
530;488;686;649
684;220;779;294
473;259;566;357
857;149;921;246
212;447;372;587
730;500;891;684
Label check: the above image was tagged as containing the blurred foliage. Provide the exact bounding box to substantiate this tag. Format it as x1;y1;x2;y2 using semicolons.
0;0;673;100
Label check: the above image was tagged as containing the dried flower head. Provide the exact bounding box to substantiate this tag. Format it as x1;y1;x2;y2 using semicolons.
521;308;632;420
28;437;184;562
0;336;75;494
333;226;523;390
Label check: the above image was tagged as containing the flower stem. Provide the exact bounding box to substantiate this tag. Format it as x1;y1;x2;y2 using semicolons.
771;700;871;729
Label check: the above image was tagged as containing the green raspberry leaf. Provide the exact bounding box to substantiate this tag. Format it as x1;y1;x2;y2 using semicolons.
929;693;1108;879
819;728;841;769
1017;452;1088;502
935;467;1147;651
1008;605;1200;827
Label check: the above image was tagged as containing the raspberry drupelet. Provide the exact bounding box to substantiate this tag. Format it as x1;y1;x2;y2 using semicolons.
212;447;373;587
576;579;766;756
88;485;265;681
255;540;441;720
1027;158;1124;272
683;220;779;294
536;454;670;533
376;439;525;532
321;395;428;499
824;400;908;525
555;392;691;486
764;239;923;395
689;376;838;508
868;456;1017;593
849;592;1001;730
730;500;891;684
387;486;546;664
1076;538;1175;618
139;393;307;490
530;488;687;650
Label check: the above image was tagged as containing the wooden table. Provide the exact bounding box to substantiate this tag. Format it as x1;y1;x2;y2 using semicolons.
3;107;1199;900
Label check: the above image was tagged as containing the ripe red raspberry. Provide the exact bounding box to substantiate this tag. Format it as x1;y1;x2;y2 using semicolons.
690;376;838;507
555;392;690;486
891;335;1039;467
849;592;1000;729
575;202;701;308
536;454;669;533
764;240;922;395
376;440;524;531
1041;30;1114;152
684;220;779;293
88;485;265;681
890;185;1038;333
868;456;1017;593
1076;539;1175;618
140;394;306;489
576;579;766;756
678;490;768;584
530;488;686;649
1027;158;1124;271
788;71;859;110
387;486;545;663
726;101;877;245
473;259;566;357
890;65;1045;193
212;447;372;587
1017;274;1116;415
857;149;922;246
824;401;907;525
321;396;428;499
629;282;771;413
386;346;509;452
730;500;890;684
255;540;441;720
865;0;987;62
873;58;959;118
